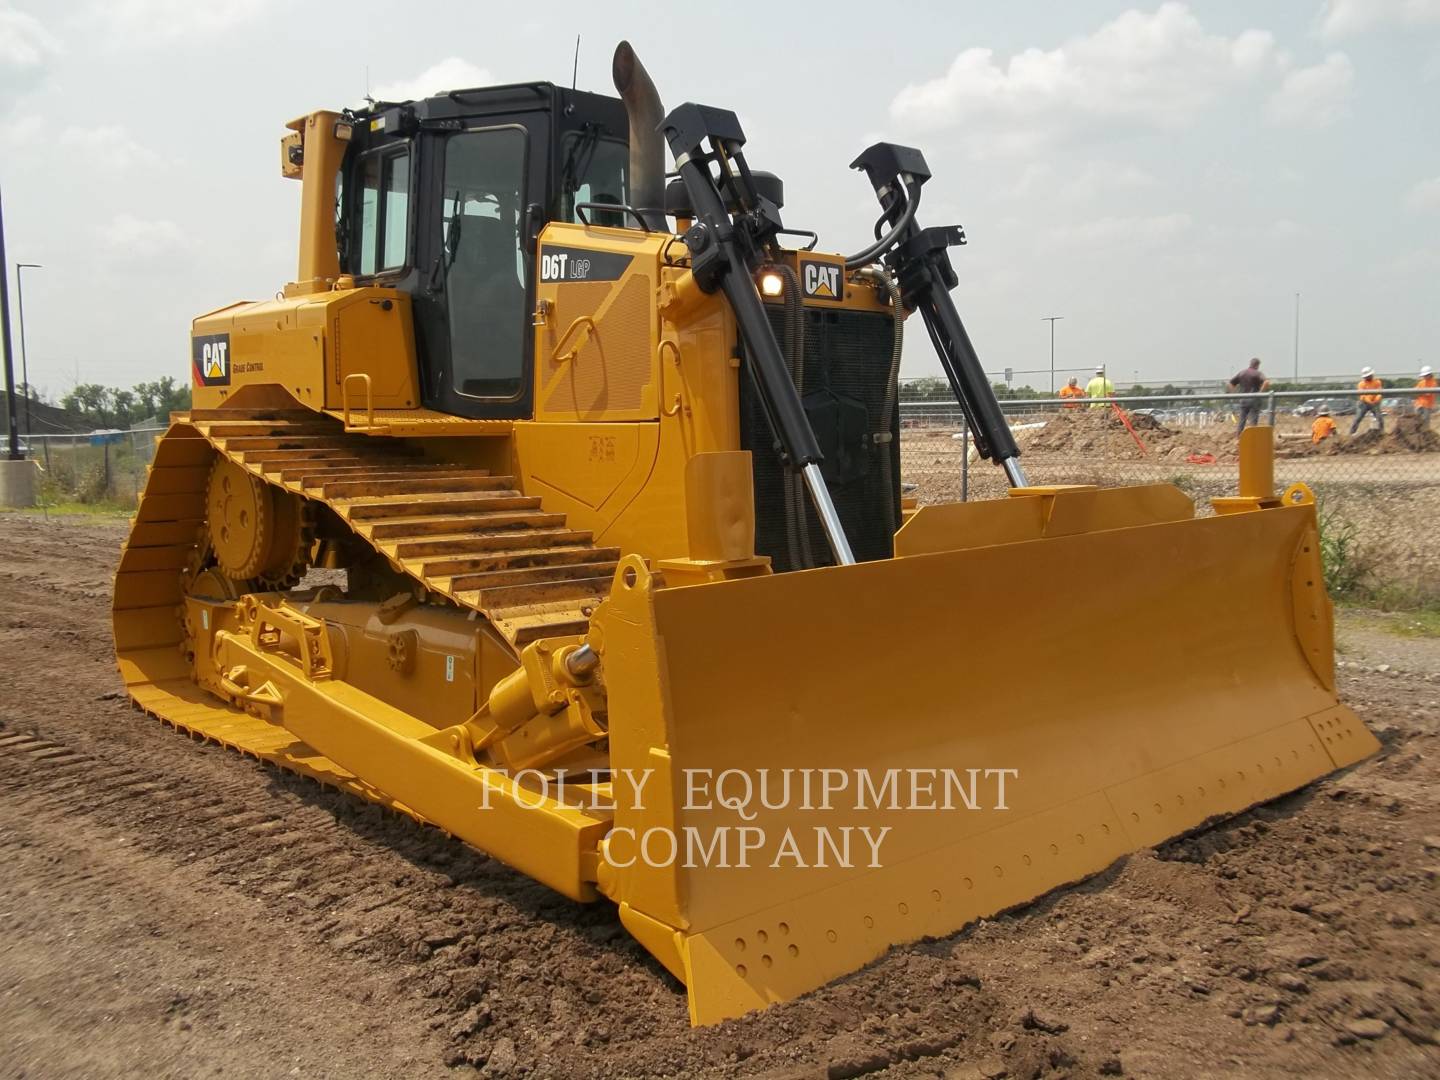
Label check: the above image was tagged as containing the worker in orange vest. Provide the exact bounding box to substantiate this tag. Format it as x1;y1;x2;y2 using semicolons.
1058;377;1085;409
1350;366;1385;434
1311;407;1337;444
1417;365;1436;425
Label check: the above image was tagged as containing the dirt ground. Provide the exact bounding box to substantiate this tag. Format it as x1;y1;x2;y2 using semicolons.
1;511;1438;1080
1007;409;1438;463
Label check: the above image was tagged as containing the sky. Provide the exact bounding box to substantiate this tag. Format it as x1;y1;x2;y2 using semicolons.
1;0;1437;396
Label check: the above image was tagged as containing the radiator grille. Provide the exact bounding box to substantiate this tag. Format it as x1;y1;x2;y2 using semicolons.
740;306;900;572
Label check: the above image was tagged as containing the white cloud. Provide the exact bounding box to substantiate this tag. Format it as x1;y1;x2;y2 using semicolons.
0;110;45;145
0;5;61;99
1406;175;1440;211
374;58;494;103
59;125;159;171
889;3;1274;151
1050;212;1194;249
1265;53;1355;127
1008;159;1156;203
81;0;272;47
101;214;191;259
1380;246;1440;275
1317;0;1440;39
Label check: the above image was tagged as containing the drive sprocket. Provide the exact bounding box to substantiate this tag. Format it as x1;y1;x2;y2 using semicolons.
204;457;313;588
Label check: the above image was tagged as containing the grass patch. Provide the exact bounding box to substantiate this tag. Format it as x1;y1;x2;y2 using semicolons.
3;501;135;519
1383;606;1440;639
1316;498;1372;599
1336;598;1440;639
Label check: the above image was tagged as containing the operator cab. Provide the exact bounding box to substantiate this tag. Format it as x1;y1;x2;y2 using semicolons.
337;84;631;419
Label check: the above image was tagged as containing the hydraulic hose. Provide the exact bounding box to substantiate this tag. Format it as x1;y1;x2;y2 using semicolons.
776;264;814;569
843;180;921;270
855;265;904;537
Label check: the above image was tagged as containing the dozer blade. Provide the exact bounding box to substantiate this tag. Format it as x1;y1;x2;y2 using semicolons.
589;483;1377;1025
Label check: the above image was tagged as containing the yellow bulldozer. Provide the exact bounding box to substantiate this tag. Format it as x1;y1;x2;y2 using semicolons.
112;43;1376;1025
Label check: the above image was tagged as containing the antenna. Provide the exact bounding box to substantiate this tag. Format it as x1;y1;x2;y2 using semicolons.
365;64;374;105
572;34;580;90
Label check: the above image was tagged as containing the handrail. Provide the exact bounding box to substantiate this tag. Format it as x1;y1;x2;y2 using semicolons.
342;372;374;430
550;315;597;364
573;202;658;232
658;338;686;417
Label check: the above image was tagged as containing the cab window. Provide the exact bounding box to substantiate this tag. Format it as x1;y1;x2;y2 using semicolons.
557;129;629;225
356;147;410;275
441;127;527;399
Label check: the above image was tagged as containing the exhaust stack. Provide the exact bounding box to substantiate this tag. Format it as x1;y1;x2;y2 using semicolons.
611;41;667;231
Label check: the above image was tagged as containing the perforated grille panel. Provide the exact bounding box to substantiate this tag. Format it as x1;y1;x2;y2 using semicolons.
538;276;654;420
740;306;900;571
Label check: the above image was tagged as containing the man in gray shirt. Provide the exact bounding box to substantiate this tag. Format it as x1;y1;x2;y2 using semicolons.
1228;358;1271;434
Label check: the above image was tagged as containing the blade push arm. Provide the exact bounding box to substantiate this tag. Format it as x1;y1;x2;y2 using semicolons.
661;103;856;565
850;143;1028;488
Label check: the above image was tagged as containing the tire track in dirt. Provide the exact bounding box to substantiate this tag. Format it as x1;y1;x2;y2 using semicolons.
2;512;1438;1078
0;777;451;1079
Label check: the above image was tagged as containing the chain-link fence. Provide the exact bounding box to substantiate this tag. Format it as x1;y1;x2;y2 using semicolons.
900;386;1439;604
18;386;1437;602
27;427;164;508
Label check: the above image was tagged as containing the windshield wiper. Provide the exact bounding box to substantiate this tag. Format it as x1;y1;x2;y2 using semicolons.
427;187;463;293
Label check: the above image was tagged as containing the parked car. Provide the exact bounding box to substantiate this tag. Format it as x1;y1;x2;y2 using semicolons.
1293;398;1326;417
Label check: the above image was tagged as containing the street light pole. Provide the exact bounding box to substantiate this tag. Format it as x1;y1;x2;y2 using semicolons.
1041;315;1064;394
0;184;21;460
1293;292;1300;381
16;263;41;440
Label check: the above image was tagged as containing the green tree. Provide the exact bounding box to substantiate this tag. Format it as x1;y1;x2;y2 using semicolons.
134;375;190;420
62;383;113;426
109;389;138;427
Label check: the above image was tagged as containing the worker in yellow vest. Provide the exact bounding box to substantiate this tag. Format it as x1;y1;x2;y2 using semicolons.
1417;365;1436;426
1085;365;1115;409
1350;367;1385;434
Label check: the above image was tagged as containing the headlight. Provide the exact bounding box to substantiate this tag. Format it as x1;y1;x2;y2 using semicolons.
758;270;784;297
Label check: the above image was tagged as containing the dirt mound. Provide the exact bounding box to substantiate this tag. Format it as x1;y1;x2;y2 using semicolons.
1279;415;1439;458
1022;409;1235;462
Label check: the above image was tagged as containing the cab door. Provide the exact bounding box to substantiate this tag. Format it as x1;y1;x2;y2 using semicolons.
414;119;548;420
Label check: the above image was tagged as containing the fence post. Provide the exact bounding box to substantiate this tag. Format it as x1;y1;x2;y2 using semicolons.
961;413;970;502
1267;389;1277;427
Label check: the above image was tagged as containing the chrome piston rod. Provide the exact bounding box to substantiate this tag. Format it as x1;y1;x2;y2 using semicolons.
1001;456;1029;488
802;462;857;566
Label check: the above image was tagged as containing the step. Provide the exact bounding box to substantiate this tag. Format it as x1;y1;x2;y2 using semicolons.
217;436;359;452
280;463;486;484
240;446;422;466
450;560;618;595
510;614;596;645
344;494;539;521
364;511;567;540
188;408;317;422
472;574;614;611
390;528;594;560
419;544;619;579
319;475;511;499
200;422;345;439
